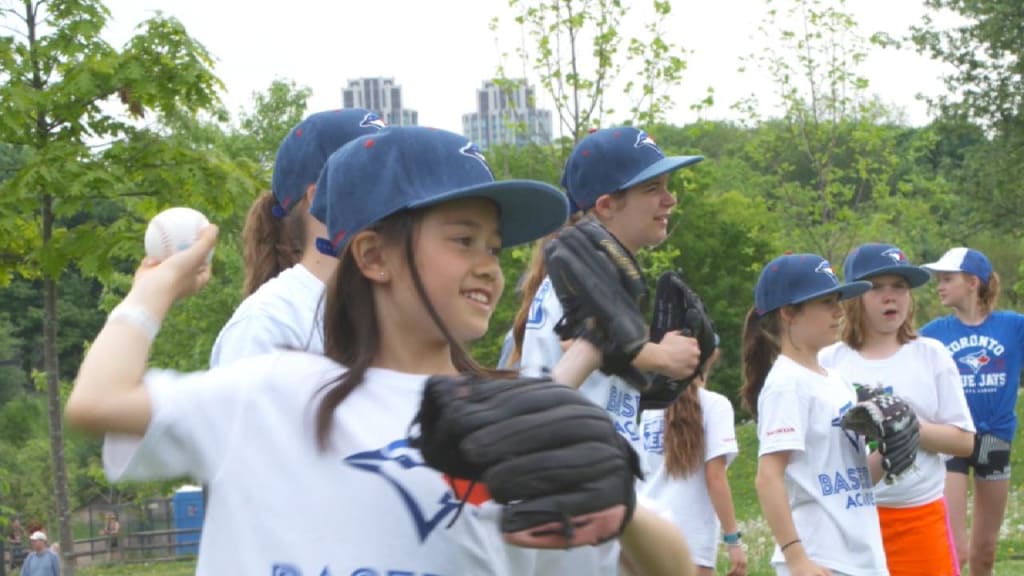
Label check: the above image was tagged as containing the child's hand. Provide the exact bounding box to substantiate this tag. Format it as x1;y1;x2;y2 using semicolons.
130;224;219;306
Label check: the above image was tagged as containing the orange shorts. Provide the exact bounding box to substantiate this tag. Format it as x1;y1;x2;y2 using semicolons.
878;498;959;576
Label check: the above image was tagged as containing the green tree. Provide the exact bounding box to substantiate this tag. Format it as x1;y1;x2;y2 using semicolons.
910;1;1024;232
233;78;313;172
0;2;254;569
735;0;923;262
497;0;689;143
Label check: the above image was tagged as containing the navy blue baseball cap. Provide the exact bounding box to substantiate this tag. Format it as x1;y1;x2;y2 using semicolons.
843;243;931;288
754;253;872;316
270;108;386;220
560;127;704;212
314;126;569;256
922;247;993;283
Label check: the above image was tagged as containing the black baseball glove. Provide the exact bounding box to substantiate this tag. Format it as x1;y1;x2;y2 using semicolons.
409;374;642;545
543;218;649;389
641;270;716;411
840;394;920;484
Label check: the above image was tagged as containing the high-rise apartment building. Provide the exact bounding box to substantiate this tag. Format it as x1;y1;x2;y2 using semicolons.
462;79;552;148
342;77;418;126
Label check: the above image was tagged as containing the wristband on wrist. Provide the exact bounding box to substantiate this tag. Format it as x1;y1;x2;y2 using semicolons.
780;538;801;552
107;303;162;341
723;531;742;545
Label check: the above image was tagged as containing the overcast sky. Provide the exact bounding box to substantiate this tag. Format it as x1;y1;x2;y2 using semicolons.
97;1;956;136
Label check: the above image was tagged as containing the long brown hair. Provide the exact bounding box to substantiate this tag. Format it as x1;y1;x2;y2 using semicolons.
315;209;506;450
241;192;307;296
841;291;917;350
740;306;791;420
664;385;703;477
979;271;1001;314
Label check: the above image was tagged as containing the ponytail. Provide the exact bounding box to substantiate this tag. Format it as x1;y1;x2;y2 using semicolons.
663;382;704;478
979;271;1001;315
242;192;307;296
740;307;785;420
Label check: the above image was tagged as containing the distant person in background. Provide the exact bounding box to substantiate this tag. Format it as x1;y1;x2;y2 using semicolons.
919;247;1024;576
101;512;121;561
20;531;59;576
7;518;25;569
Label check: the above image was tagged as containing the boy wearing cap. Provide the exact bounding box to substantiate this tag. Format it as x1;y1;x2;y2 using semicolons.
21;532;59;576
919;247;1024;576
820;243;974;575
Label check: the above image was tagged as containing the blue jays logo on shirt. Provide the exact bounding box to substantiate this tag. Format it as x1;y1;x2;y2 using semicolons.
881;248;906;263
633;130;662;152
344;439;461;543
816;260;838;283
360;112;387;130
959;349;991;374
459;142;493;175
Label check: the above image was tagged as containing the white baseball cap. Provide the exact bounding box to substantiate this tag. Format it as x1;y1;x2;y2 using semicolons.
29;531;47;541
922;247;993;282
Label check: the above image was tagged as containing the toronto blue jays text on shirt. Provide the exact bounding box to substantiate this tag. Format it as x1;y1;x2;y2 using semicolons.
947;335;1008;391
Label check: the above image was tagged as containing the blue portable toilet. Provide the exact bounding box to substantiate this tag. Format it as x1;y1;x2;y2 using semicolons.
172;485;204;555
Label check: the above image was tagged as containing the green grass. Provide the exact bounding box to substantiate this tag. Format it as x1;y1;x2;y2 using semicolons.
79;557;196;576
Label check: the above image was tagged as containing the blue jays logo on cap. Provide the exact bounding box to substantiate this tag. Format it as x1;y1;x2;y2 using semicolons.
882;248;906;263
816;260;839;283
459;141;492;174
359;112;387;130
634;130;661;152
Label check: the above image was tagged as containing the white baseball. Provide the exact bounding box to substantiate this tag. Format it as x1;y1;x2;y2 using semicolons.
144;207;213;262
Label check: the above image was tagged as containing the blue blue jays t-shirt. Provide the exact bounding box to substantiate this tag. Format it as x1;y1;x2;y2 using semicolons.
920;311;1024;441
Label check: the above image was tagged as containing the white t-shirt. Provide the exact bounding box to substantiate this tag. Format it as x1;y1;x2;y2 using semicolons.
520;276;641;449
517;275;625;575
637;388;738;567
819;338;975;507
104;353;513;575
209;264;325;367
757;355;888;576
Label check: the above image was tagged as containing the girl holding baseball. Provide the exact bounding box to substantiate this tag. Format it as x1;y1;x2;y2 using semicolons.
637;344;748;576
209;108;385;366
819;243;974;575
740;253;888;576
67;126;693;576
919;247;1024;576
